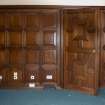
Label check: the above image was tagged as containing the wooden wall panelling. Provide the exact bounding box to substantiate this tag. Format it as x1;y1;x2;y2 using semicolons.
0;12;8;87
6;12;24;87
40;10;60;87
24;64;40;87
100;9;105;87
63;8;99;95
23;12;41;87
8;31;22;47
41;50;57;85
0;9;61;88
0;6;104;95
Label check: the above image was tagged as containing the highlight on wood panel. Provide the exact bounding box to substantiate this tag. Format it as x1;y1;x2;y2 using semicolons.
43;31;56;47
0;6;103;95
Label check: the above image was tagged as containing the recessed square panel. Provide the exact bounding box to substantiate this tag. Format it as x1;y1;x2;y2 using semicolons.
26;31;39;46
10;50;25;64
25;64;39;71
9;32;22;47
8;14;23;27
26;50;39;64
0;32;5;46
0;50;8;64
41;14;57;28
42;50;56;64
43;31;56;46
0;14;5;27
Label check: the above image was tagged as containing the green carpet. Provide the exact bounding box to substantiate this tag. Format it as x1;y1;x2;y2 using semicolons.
0;88;105;105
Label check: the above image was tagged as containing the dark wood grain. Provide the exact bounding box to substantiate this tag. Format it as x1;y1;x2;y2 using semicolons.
0;8;60;88
63;8;99;95
0;6;104;95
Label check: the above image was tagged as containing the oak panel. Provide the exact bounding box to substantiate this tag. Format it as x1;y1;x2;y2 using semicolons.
63;9;98;95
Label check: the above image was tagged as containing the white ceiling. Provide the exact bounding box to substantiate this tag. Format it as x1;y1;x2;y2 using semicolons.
0;0;105;6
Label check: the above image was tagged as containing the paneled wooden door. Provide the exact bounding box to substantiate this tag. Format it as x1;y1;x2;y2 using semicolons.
0;9;61;88
63;8;99;95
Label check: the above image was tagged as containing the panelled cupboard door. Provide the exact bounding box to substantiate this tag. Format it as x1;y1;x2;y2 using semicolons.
63;9;99;95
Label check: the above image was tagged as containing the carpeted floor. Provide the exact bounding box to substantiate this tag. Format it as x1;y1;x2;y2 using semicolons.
0;88;105;105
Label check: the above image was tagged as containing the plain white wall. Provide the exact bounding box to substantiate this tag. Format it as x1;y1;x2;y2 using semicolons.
0;0;105;6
